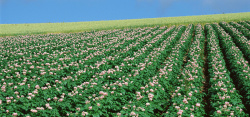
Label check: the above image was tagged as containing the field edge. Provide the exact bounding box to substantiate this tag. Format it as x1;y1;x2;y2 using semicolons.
1;12;250;37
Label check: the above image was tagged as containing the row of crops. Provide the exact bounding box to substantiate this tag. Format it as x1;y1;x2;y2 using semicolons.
0;21;250;116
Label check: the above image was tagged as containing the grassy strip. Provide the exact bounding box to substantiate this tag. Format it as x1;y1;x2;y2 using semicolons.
1;12;250;37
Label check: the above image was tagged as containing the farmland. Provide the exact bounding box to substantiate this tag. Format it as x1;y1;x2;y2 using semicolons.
1;12;250;37
0;21;250;117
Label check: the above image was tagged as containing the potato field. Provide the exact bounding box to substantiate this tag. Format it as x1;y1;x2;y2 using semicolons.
0;21;250;117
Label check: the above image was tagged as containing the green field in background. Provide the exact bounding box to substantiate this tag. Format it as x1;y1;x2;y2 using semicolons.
1;12;250;36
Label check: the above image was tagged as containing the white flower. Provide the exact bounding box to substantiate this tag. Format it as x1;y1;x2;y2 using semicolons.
82;111;88;116
177;110;183;115
27;96;32;100
45;103;50;107
35;85;40;89
223;105;227;108
7;100;11;104
117;113;121;116
130;111;137;116
140;87;145;90
183;98;188;104
150;89;154;92
40;72;46;75
99;91;104;95
103;92;108;96
118;83;122;87
59;98;63;102
196;103;200;107
133;105;136;108
53;97;58;101
148;93;154;99
217;110;221;114
12;113;18;116
30;109;38;113
30;66;34;69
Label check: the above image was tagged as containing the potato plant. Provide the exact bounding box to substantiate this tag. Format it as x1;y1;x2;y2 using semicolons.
0;22;250;116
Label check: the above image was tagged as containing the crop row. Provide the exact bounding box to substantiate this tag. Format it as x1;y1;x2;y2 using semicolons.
121;24;194;116
1;21;250;116
219;22;250;62
205;24;248;116
239;21;250;30
73;25;183;116
0;27;164;116
164;24;205;116
229;22;250;39
212;23;250;115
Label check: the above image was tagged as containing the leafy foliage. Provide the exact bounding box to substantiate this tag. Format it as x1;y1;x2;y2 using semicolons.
0;22;250;116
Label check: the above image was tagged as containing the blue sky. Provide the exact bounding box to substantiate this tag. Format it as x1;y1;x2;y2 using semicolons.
1;0;250;24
